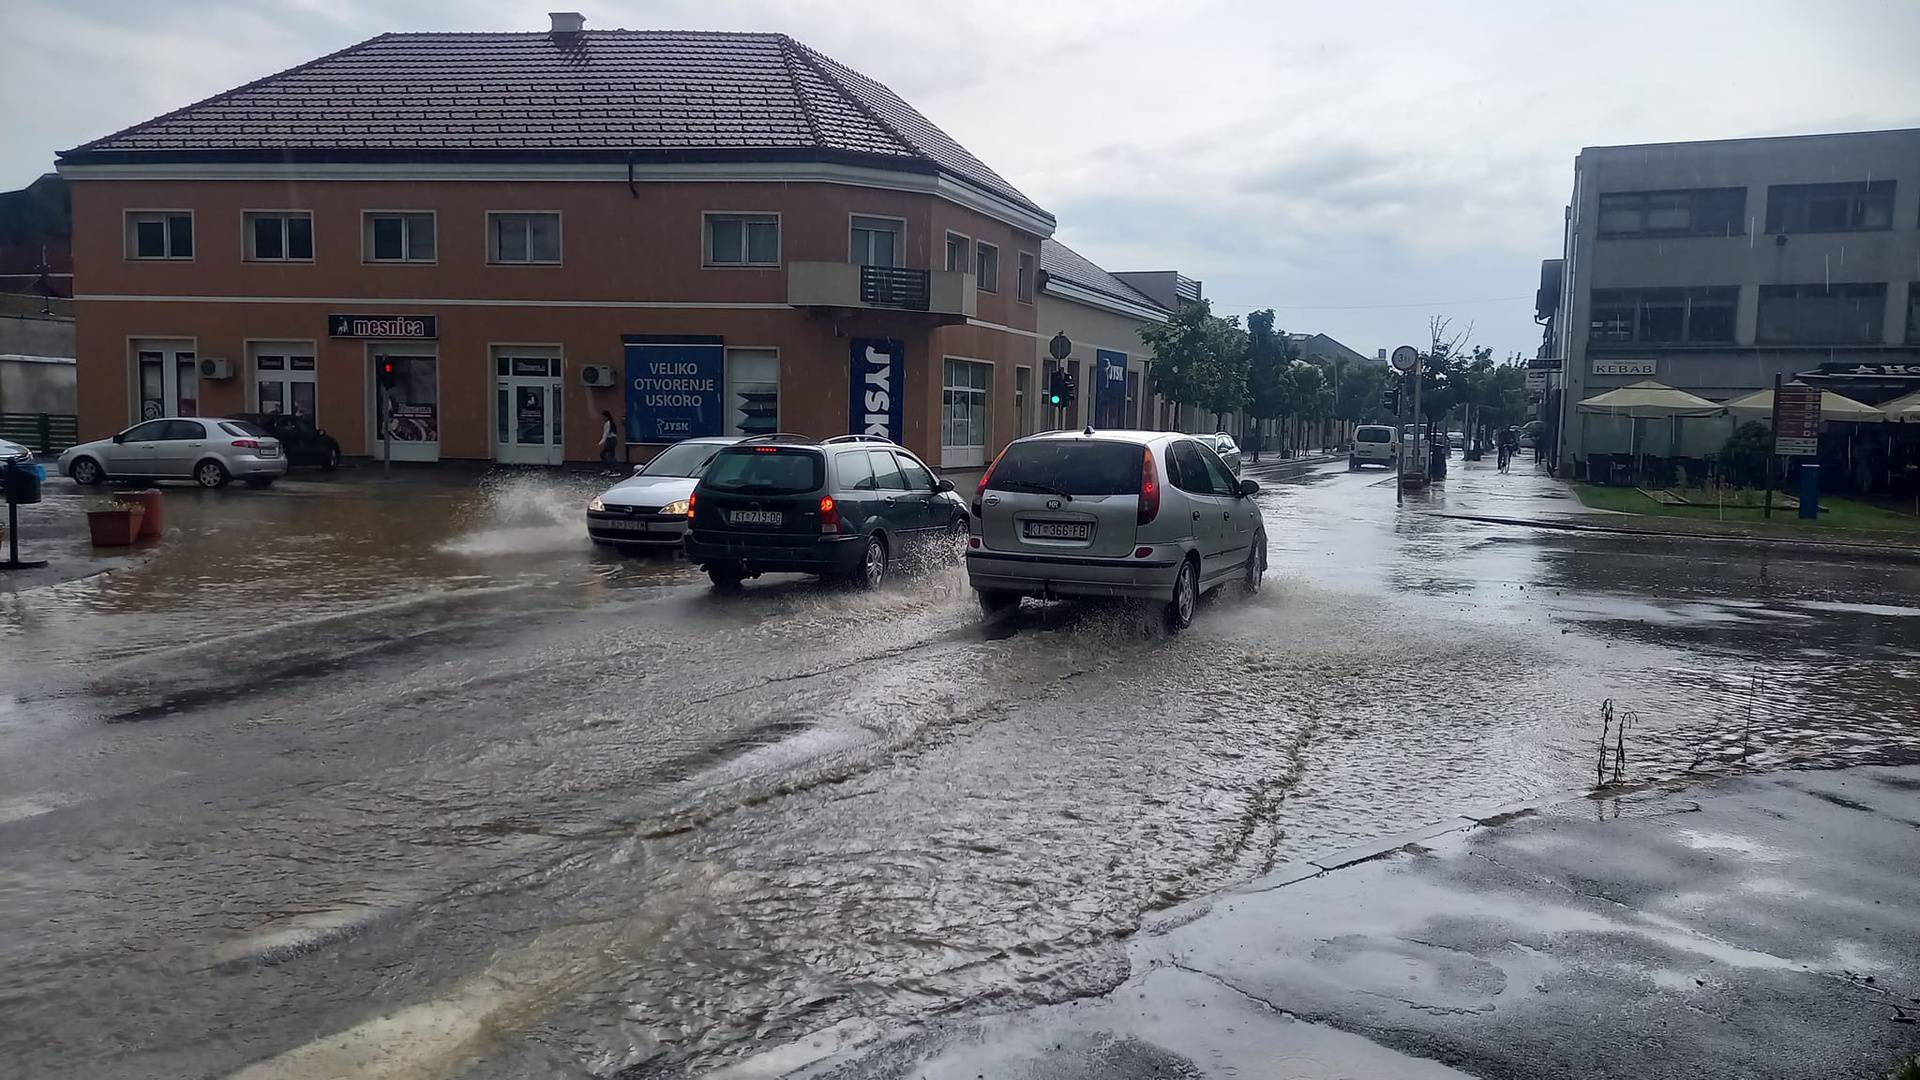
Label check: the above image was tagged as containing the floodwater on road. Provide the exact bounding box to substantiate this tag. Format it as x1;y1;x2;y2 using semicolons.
0;458;1915;1079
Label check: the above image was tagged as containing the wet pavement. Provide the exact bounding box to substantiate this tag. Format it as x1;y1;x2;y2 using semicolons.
1;455;1917;1078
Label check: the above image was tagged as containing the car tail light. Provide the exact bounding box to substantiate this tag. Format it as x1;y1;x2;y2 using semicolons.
976;445;1008;500
1134;546;1153;558
1137;446;1159;525
231;439;259;449
969;535;980;549
686;493;696;520
819;494;839;534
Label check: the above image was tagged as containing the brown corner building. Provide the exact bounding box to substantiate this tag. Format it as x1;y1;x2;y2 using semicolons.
56;16;1055;470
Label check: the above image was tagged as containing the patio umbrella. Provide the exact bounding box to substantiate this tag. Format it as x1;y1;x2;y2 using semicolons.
1877;389;1920;422
1723;385;1887;423
1576;381;1724;479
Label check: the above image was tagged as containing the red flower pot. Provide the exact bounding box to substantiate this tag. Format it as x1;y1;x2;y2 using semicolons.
127;489;164;538
86;505;145;547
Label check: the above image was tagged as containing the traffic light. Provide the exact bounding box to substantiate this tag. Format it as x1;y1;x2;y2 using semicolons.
1382;386;1400;413
1062;371;1077;410
1047;370;1067;409
378;360;397;389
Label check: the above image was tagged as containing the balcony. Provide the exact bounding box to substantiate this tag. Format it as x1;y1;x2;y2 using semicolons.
788;261;976;321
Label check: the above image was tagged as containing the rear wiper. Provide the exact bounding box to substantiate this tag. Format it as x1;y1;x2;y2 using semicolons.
993;479;1072;501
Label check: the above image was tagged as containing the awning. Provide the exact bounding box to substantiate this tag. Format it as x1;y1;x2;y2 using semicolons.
1724;385;1887;424
1878;390;1920;422
1575;381;1723;417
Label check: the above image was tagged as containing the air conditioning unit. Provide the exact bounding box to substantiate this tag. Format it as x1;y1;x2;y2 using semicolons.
199;358;233;380
581;364;617;388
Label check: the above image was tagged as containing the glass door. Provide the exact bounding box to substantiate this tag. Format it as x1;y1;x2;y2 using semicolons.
494;354;564;465
133;342;198;421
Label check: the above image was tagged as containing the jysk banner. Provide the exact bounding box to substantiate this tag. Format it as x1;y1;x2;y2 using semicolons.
625;336;725;443
1096;349;1127;428
849;337;906;442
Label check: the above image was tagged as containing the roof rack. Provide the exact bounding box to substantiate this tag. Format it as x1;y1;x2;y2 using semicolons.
737;432;812;444
822;434;895;445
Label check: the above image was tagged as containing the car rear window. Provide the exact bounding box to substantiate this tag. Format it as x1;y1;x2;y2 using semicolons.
989;440;1142;496
701;448;825;495
1355;427;1392;443
220;421;270;438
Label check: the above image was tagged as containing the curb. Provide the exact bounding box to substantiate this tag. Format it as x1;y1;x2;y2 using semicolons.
1437;511;1920;561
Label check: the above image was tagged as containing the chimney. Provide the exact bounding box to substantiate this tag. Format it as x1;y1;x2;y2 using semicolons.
549;11;585;35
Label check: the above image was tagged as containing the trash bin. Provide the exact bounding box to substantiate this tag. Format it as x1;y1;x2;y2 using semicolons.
1428;441;1447;481
3;460;42;505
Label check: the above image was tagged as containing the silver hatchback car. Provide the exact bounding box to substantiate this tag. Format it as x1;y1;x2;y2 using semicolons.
965;430;1266;630
59;417;288;488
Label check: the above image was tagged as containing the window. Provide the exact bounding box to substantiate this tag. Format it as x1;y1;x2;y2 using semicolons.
127;212;193;259
365;212;435;262
122;420;169;442
895;453;936;491
725;348;780;436
1595;188;1745;238
702;448;824;494
1587;287;1738;344
975;242;999;293
1757;283;1887;344
489;212;561;264
1017;250;1036;303
163;420;207;441
990;440;1142;496
1196;443;1238;495
245;212;313;261
1014;366;1031;438
253;344;318;418
942;358;992;465
836;449;876;490
706;214;779;267
867;450;907;490
945;232;970;274
851;216;899;267
1168;440;1213;495
1766;181;1894;234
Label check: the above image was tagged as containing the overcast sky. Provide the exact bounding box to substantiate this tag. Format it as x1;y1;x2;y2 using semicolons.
6;0;1919;358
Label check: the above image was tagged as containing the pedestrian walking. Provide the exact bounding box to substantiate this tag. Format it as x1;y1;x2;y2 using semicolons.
599;411;620;471
1247;426;1263;464
1497;426;1516;473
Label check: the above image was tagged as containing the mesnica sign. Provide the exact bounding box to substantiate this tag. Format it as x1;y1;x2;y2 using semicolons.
328;314;437;339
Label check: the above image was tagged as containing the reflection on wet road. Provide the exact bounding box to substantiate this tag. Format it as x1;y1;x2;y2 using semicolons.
1;459;1915;1078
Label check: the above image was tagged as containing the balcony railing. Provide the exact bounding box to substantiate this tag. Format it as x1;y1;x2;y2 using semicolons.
788;261;976;320
859;265;930;310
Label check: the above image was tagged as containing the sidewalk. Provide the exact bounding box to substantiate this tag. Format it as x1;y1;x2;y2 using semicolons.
785;765;1920;1080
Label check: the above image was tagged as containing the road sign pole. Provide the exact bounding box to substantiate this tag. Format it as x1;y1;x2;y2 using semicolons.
1765;373;1780;519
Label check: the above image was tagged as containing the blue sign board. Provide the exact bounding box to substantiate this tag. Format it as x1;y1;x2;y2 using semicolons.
848;337;906;442
1096;349;1128;428
624;336;725;443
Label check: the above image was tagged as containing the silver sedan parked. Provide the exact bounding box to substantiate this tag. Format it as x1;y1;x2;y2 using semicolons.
59;417;288;488
1210;432;1242;474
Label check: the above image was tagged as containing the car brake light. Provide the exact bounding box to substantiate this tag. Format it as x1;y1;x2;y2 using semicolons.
231;439;259;449
976;445;1008;499
686;493;696;519
819;494;839;533
754;447;779;453
1137;446;1159;525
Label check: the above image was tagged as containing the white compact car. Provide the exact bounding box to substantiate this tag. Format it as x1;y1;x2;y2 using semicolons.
59;417;287;488
587;436;740;549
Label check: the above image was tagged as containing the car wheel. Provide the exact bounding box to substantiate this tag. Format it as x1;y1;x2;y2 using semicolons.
706;562;746;590
855;535;888;590
1165;557;1198;632
194;460;230;488
322;448;340;472
69;457;104;486
1243;531;1267;594
976;589;1019;615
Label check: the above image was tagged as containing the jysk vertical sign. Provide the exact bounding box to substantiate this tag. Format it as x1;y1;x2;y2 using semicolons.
849;338;905;442
624;336;725;443
1095;350;1127;427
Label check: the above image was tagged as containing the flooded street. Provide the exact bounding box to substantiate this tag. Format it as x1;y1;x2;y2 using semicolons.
2;458;1917;1079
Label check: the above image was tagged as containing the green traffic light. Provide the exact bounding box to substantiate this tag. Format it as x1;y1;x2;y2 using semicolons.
1048;394;1063;406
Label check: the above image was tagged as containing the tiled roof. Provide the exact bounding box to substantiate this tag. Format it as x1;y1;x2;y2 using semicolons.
61;30;1049;221
1041;240;1166;313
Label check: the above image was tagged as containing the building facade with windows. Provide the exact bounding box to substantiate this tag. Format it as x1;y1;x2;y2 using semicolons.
1547;128;1920;469
55;20;1052;471
1034;240;1173;435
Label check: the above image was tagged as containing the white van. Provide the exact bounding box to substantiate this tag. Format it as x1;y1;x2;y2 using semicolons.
1349;425;1398;469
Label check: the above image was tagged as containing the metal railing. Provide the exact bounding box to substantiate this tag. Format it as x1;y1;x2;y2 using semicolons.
0;413;78;454
858;265;931;311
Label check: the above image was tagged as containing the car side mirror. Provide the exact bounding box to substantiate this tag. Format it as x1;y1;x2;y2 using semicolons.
112;433;126;444
935;478;955;493
1237;479;1259;497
